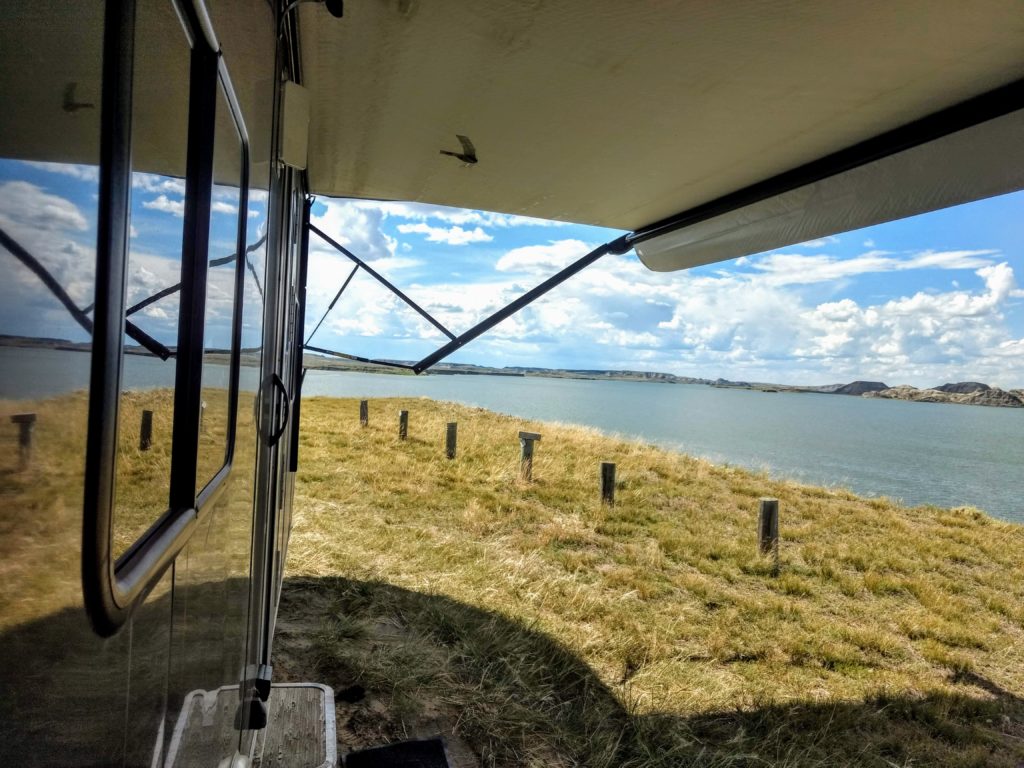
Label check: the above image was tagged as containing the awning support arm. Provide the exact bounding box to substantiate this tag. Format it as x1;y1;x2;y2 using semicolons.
300;230;630;374
125;232;267;317
308;223;457;341
304;344;416;371
304;262;358;346
1;227;172;360
410;234;630;373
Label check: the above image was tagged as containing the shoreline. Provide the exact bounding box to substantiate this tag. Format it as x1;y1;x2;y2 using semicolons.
305;394;1010;523
4;339;1022;407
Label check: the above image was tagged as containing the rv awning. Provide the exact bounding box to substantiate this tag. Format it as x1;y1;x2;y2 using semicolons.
631;96;1024;271
297;0;1024;270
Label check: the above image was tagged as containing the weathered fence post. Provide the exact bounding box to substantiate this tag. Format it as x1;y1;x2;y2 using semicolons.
398;410;409;440
601;461;616;506
139;410;153;451
359;399;369;427
518;431;541;481
200;400;207;433
445;422;457;459
758;498;780;576
11;413;36;470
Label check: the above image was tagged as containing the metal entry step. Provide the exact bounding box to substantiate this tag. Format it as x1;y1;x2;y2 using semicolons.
166;683;336;768
256;683;337;768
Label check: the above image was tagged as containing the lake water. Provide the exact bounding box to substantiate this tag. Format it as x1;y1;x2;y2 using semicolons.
4;347;1022;522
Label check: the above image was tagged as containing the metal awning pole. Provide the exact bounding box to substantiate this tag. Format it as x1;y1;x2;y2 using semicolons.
304;344;415;371
126;233;267;318
308;223;456;341
304;262;358;345
410;234;629;373
1;227;172;360
300;232;630;375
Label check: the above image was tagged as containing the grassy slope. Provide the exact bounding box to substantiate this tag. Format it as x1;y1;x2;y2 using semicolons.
280;396;1024;767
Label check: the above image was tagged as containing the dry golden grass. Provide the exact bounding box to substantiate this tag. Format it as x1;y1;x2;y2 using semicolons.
0;392;91;628
0;386;248;627
282;396;1024;767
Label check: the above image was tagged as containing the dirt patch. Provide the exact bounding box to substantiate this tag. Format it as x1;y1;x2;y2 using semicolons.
273;580;480;767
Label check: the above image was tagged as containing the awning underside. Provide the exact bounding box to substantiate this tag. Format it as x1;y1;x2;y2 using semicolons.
2;1;1022;274
632;102;1024;271
297;0;1024;248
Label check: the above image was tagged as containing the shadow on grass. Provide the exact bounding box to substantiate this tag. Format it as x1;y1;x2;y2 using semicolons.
277;576;1024;768
1;576;1021;767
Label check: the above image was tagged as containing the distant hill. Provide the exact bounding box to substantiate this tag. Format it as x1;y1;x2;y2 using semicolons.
933;382;990;394
864;383;1023;408
833;381;890;396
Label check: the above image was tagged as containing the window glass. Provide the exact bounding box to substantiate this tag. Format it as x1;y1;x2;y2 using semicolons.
0;1;141;761
0;2;102;625
196;83;245;493
112;0;190;560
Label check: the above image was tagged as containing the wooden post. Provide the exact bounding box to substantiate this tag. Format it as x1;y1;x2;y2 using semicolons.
359;399;368;427
11;413;36;470
601;462;616;506
758;498;780;576
200;400;207;433
519;431;541;481
139;410;153;451
758;498;779;554
445;422;457;459
398;410;409;440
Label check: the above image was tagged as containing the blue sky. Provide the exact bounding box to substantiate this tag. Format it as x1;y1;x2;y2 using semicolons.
2;158;1023;387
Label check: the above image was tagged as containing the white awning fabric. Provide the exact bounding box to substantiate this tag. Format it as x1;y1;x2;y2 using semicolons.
634;108;1024;271
296;0;1024;261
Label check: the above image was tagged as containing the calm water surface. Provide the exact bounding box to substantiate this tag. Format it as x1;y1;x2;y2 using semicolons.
4;348;1022;522
304;370;1024;522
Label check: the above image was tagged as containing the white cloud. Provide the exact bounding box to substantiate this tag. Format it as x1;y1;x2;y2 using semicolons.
0;180;89;232
396;222;493;246
133;173;186;195
747;249;999;286
310;198;395;262
23;161;100;182
788;263;1021;378
0;181;97;338
139;192;237;218
143;194;185;217
426;251;1024;386
365;256;423;272
495;239;593;274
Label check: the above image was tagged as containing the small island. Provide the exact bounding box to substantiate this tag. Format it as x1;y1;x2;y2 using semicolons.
860;381;1024;408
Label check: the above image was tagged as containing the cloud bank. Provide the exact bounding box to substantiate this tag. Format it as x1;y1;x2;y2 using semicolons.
301;198;1024;388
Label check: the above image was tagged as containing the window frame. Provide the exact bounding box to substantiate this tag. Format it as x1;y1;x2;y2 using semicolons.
83;0;251;638
195;62;251;508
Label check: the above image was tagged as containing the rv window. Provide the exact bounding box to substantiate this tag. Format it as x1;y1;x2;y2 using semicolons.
195;80;246;495
111;0;191;561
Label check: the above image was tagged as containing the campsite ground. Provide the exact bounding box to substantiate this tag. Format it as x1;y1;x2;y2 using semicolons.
278;396;1024;767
